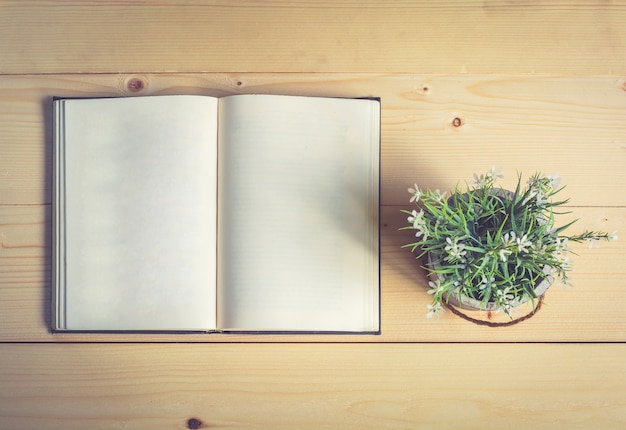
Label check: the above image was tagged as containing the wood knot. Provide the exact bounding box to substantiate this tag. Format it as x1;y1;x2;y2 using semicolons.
186;418;204;429
125;76;147;93
451;117;463;128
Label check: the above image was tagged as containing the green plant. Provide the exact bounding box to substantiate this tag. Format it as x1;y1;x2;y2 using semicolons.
401;167;617;318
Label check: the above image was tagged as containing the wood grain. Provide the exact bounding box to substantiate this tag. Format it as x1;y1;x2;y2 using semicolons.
2;2;626;427
1;1;626;75
1;343;625;429
1;74;625;206
1;204;623;342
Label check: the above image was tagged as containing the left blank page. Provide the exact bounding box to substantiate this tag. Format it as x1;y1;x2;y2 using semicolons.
54;96;218;331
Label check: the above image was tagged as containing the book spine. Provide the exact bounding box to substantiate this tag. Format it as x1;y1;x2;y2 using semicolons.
51;99;66;331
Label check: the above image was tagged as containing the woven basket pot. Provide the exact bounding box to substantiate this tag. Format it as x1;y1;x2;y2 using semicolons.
427;254;554;325
427;263;554;312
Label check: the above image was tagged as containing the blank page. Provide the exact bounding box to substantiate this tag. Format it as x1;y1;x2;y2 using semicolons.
55;96;218;331
217;95;380;332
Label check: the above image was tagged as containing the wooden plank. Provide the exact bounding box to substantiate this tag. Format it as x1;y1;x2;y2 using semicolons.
1;343;626;429
1;1;626;75
1;205;623;342
1;74;625;206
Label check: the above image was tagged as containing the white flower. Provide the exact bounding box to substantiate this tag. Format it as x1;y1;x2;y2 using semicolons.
427;280;445;296
415;230;428;240
528;173;560;200
499;249;512;262
496;287;513;300
444;237;467;261
407;209;429;240
515;234;533;253
433;189;447;203
496;287;513;304
494;287;516;315
555;237;570;254
588;238;601;249
560;257;573;272
534;192;548;208
469;172;487;188
426;302;444;319
548;173;561;189
502;231;516;247
500;231;529;258
479;276;496;291
408;183;421;203
407;209;421;228
486;165;504;182
526;174;554;207
470;166;503;187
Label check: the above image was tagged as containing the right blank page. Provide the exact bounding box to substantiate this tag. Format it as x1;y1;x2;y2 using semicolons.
217;95;380;332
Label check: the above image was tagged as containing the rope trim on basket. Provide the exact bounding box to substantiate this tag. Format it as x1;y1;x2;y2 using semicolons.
443;295;545;327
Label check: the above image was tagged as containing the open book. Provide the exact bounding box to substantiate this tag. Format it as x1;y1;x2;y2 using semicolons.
52;94;380;333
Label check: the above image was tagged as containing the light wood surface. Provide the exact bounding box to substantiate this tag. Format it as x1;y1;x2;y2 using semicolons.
1;1;626;75
2;343;626;429
1;1;626;428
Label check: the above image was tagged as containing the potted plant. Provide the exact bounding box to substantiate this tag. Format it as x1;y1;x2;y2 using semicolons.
402;166;617;320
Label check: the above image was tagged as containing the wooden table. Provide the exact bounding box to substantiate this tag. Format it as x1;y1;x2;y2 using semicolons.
1;1;625;428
